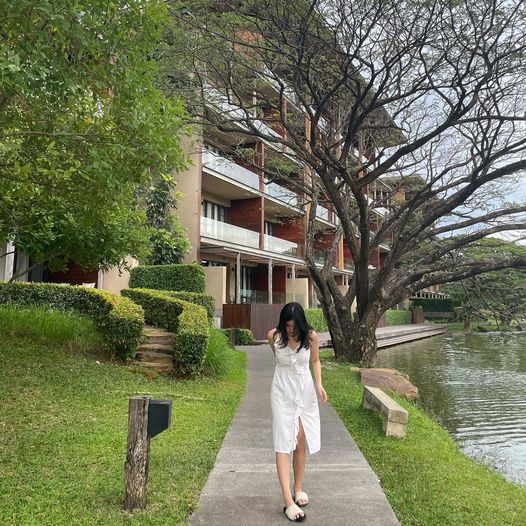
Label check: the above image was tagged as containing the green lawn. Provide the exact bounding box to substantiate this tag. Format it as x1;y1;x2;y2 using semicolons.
320;351;526;526
0;307;246;525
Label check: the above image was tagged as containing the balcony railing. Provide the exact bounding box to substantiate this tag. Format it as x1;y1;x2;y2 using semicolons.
316;205;329;221
264;234;299;257
201;217;260;248
236;290;306;305
202;147;260;190
264;180;300;207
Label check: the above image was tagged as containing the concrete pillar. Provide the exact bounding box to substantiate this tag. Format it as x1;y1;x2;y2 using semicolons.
268;259;273;304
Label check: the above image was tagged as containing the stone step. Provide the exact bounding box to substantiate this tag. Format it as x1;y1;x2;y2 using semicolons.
130;360;173;373
134;350;174;365
143;326;176;339
144;337;177;346
137;343;175;355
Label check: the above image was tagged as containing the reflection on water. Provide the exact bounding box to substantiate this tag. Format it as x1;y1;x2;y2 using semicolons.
375;332;526;486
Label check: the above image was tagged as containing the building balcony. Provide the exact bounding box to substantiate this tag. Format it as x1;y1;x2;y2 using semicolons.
316;205;329;221
263;234;299;257
202;147;260;190
264;180;300;207
202;217;302;259
237;290;307;305
315;205;340;225
201;217;260;248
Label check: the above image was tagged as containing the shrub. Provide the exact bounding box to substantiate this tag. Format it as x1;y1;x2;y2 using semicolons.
235;328;253;345
220;328;254;345
410;298;455;312
0;282;143;358
385;309;412;326
122;288;209;376
129;264;205;293
203;327;235;376
305;308;329;332
162;291;215;324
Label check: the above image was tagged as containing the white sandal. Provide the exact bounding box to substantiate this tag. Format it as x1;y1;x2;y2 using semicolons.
294;491;309;507
283;503;307;522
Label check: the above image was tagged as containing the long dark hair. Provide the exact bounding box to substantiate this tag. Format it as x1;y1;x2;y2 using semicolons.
274;302;312;352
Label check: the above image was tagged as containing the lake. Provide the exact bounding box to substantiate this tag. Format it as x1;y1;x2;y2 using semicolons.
375;331;526;486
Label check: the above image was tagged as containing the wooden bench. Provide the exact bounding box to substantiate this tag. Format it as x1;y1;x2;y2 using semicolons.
362;385;408;438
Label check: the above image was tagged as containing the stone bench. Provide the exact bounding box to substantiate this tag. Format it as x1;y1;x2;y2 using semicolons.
362;385;408;438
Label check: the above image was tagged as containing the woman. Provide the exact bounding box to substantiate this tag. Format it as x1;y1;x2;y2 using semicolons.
267;302;328;522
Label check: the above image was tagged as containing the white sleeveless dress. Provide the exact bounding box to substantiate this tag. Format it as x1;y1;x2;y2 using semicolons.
270;339;321;454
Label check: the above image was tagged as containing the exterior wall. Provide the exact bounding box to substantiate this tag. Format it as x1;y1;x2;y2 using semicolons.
175;136;202;264
203;266;227;320
100;257;139;294
286;276;309;308
273;216;305;256
0;242;15;281
228;197;263;234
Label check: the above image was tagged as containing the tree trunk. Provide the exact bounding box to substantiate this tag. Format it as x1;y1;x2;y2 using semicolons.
348;319;378;365
326;307;378;365
464;314;472;334
318;300;354;360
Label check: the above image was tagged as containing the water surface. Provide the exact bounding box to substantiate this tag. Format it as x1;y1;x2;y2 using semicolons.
375;332;526;486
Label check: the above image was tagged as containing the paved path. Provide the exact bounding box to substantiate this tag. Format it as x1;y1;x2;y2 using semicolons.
190;344;400;526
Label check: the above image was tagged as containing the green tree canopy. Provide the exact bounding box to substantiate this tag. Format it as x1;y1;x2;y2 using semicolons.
443;238;526;326
0;0;188;280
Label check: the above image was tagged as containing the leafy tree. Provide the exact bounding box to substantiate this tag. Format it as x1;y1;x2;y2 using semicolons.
0;0;188;282
442;238;526;329
168;0;526;364
142;176;191;265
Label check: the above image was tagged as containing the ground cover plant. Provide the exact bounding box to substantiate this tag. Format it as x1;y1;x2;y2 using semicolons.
319;351;526;526
0;307;246;525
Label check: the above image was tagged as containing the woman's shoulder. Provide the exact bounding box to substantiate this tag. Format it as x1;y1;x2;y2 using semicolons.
308;329;318;340
267;328;279;341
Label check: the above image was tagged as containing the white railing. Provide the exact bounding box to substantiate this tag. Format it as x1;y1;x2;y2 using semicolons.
316;205;330;221
264;234;298;256
201;217;260;248
265;180;299;207
202;148;260;190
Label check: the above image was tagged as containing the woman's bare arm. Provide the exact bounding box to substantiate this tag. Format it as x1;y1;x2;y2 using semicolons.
267;328;278;354
309;331;328;403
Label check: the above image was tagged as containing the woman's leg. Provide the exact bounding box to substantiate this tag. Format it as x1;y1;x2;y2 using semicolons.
276;452;305;520
292;417;307;503
276;452;294;506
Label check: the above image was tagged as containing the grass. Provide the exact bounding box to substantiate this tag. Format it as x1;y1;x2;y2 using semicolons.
319;350;526;526
0;307;247;525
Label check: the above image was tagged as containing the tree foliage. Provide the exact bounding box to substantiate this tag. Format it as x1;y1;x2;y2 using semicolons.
142;176;191;265
442;238;526;326
0;0;188;279
168;0;526;363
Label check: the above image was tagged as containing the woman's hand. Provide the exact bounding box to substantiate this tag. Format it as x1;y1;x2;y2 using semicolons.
316;383;328;403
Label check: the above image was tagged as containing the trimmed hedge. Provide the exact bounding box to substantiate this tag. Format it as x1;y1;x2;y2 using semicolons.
0;281;143;358
305;308;329;332
385;309;412;326
129;264;205;293
221;328;254;345
411;298;455;312
162;291;215;324
122;288;209;376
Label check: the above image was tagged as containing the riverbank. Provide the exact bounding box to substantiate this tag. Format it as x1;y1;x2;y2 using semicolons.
316;323;448;348
0;307;246;525
320;350;526;526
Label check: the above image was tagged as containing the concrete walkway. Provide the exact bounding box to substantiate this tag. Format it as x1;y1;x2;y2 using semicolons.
190;344;400;526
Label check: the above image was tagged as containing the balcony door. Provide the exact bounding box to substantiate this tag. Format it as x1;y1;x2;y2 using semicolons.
240;266;254;303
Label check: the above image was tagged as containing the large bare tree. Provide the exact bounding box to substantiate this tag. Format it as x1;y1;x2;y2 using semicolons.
167;0;526;363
